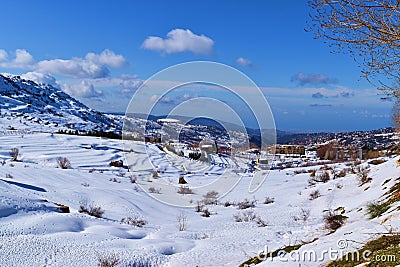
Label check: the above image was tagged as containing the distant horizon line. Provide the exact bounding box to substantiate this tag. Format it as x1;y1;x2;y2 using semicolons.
105;111;393;135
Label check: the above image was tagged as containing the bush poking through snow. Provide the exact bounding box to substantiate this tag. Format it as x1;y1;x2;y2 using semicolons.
177;186;194;195
79;203;104;218
309;190;321;200
323;210;347;232
366;201;390;219
237;198;257;209
9;148;19;161
5;173;13;179
148;187;161;194
357;167;372;186
178;176;187;184
152;170;159;178
224;201;235;207
263;197;275;204
109;177;121;183
121;216;147;227
318;171;330;183
57;157;71;169
195;201;204;212
109;160;123;167
97;254;119;267
233;210;267;227
203;190;219;205
234;210;257;222
336;168;347;178
177;211;187;231
292;208;311;223
201;208;211;217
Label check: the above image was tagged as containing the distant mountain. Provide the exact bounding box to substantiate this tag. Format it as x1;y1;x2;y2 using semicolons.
0;74;120;132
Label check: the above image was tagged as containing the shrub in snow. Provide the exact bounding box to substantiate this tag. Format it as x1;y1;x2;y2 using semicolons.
234;210;257;222
203;190;219;205
366;201;390;219
109;177;121;183
97;254;119;267
152;170;159;178
323;210;347;232
292;208;310;223
178;175;187;184
130;175;137;183
148;187;161;194
201;208;211;217
224;201;235;207
5;173;13;179
263;197;275;204
121;216;147;227
79;203;104;218
336;168;347;178
9;148;19;161
237;198;257;209
233;210;267;227
109;160;123;167
318;171;330;183
177;186;194;195
357;167;372;186
309;190;321;200
195;201;204;212
56;157;71;169
177;211;187;231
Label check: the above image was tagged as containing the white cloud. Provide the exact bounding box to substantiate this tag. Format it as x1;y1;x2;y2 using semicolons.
21;72;58;87
83;74;143;94
62;80;103;98
37;58;109;79
142;28;214;54
85;49;127;68
236;57;252;67
0;49;34;68
14;49;34;65
0;49;8;61
0;48;127;79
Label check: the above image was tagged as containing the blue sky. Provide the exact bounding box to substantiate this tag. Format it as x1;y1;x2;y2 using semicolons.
0;0;393;132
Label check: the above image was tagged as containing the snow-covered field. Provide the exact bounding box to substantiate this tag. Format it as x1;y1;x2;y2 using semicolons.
0;133;399;266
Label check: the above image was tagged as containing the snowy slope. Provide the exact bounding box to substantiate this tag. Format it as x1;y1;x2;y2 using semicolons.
0;74;120;132
0;133;399;266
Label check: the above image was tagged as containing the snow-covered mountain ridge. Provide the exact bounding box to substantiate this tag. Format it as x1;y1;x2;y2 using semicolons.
0;73;120;132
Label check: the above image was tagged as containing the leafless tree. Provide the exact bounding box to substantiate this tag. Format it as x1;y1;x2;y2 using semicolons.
308;0;400;99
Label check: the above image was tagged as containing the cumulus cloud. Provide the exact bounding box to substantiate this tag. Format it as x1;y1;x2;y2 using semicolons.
14;49;34;65
62;80;103;98
0;49;35;68
236;57;252;67
21;72;58;87
37;58;109;79
0;49;8;61
0;48;127;79
291;73;337;86
85;49;127;68
84;74;143;94
142;28;214;54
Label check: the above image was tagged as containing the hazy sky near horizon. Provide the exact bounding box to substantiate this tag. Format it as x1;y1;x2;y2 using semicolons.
0;0;393;132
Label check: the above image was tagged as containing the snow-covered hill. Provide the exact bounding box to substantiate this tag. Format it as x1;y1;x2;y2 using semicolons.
0;73;120;132
0;133;399;266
